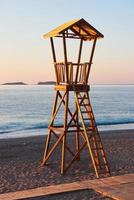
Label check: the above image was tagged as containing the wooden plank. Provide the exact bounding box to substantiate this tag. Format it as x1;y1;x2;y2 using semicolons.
54;84;90;92
1;174;134;200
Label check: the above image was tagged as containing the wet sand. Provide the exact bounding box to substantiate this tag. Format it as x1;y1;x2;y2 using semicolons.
0;129;134;198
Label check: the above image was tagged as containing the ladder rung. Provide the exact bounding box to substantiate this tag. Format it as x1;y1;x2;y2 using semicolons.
81;103;90;106
98;164;109;167
77;96;88;99
98;170;110;174
96;163;108;167
67;129;77;133
92;147;103;151
81;110;91;113
92;138;101;145
68;125;78;128
95;158;108;164
97;166;110;171
80;127;94;132
92;139;101;142
83;118;90;120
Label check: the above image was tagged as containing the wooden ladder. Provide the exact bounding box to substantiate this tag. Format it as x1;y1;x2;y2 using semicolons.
74;91;110;177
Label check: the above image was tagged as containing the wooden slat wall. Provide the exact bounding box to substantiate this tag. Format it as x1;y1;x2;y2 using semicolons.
54;62;90;84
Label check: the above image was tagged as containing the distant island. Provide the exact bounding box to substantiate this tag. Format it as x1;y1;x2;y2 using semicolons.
2;82;27;85
37;81;55;85
1;81;55;85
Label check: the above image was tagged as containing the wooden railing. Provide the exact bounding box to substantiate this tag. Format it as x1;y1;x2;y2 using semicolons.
54;62;90;85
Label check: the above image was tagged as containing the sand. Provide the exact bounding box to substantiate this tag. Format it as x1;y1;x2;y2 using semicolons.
0;129;134;198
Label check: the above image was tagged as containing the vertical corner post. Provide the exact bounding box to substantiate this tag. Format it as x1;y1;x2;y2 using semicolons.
86;38;97;83
50;37;56;62
62;32;68;83
61;92;69;174
50;37;58;83
75;39;83;82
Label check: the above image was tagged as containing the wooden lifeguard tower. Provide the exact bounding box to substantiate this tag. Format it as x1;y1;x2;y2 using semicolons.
41;18;110;178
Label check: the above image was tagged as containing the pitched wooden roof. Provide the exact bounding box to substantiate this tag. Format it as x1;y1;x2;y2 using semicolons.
43;18;104;41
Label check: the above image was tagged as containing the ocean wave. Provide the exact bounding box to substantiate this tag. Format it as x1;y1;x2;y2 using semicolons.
0;124;47;134
97;119;134;126
1;120;134;134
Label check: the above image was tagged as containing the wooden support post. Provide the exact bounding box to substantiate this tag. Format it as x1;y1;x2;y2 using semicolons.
86;38;97;83
50;37;58;83
62;33;68;83
41;91;59;166
41;129;52;166
75;101;80;160
61;92;69;174
75;39;83;82
50;37;56;62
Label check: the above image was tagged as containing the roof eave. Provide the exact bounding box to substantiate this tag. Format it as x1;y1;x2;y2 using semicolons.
42;18;104;40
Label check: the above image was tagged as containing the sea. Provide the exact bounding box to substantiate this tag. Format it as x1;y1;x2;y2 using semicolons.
0;85;134;139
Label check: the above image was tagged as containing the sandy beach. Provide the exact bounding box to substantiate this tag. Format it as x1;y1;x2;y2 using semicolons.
0;129;134;196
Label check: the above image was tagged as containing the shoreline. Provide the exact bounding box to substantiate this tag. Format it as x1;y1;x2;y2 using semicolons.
0;128;134;141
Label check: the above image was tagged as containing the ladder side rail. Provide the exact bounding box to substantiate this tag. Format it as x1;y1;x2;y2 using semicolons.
75;92;99;178
86;92;111;174
77;92;110;173
84;92;102;170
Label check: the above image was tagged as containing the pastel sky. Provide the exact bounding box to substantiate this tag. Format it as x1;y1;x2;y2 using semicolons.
0;0;134;84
